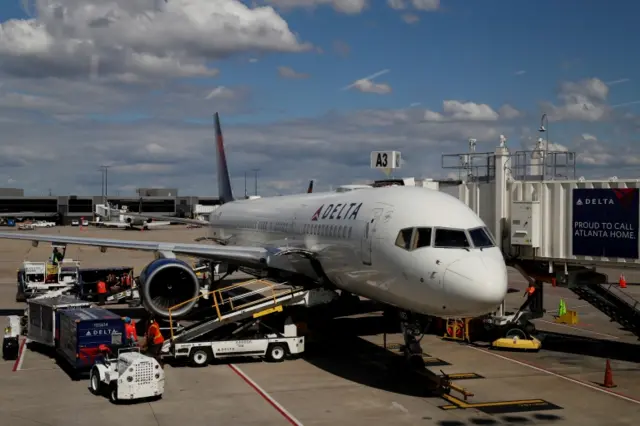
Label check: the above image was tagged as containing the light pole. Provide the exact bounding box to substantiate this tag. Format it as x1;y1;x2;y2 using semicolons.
244;171;248;199
251;168;259;196
99;165;110;204
539;114;549;180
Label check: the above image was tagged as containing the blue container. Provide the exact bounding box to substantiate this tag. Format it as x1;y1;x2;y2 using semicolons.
6;219;15;226
56;308;125;369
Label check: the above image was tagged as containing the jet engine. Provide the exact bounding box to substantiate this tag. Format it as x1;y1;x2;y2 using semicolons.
138;258;201;319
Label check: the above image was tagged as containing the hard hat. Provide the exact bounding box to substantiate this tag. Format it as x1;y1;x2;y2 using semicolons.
124;317;131;323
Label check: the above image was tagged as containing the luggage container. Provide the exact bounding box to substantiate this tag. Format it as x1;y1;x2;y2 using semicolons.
26;295;91;347
57;308;125;370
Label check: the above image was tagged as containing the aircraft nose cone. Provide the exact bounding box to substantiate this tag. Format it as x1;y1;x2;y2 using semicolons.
443;256;508;316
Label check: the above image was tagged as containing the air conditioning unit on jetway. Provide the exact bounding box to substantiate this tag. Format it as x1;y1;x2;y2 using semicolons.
510;201;541;248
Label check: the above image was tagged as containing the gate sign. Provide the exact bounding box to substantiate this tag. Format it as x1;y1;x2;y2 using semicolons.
370;151;401;170
572;188;639;259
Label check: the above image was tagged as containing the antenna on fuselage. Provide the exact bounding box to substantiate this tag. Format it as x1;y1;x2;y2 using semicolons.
214;112;234;204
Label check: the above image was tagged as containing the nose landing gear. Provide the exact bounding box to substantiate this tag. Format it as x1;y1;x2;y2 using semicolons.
398;311;432;367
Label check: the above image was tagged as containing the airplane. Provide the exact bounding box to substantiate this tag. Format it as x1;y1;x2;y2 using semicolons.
91;200;171;231
0;112;508;359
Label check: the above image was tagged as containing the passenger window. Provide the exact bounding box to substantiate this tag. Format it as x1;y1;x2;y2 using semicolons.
411;227;432;250
434;228;470;248
469;227;494;248
395;228;414;250
348;226;352;239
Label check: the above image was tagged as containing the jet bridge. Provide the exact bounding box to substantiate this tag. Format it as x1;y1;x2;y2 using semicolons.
164;279;326;346
442;134;640;340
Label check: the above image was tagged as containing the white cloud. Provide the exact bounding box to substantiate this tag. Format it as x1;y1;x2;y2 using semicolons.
410;0;440;10
352;78;392;94
388;0;406;9
424;101;521;122
267;0;368;14
277;66;310;79
0;0;311;81
543;78;610;122
498;104;522;119
515;70;526;76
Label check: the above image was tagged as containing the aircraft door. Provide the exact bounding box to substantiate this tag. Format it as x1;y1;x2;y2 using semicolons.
361;208;384;265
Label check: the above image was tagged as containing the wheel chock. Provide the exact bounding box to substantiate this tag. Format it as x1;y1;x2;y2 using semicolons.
554;310;578;325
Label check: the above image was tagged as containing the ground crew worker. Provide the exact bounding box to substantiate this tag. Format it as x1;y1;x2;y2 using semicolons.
50;247;65;265
96;279;107;305
144;317;165;367
124;317;138;346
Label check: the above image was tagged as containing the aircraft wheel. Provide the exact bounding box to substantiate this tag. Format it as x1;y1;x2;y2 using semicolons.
265;343;287;363
109;386;119;404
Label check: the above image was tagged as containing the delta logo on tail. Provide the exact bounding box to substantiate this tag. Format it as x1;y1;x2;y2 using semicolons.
311;202;363;221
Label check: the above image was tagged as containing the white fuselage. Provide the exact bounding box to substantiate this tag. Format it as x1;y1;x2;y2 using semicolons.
207;186;508;318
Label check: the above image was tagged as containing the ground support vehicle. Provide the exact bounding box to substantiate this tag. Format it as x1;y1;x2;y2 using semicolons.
16;259;80;302
23;295;92;349
57;308;126;371
159;279;336;366
165;317;305;366
89;347;164;403
2;315;21;360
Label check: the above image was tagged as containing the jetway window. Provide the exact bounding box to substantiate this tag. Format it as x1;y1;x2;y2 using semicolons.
411;227;432;250
395;228;414;250
434;228;470;248
468;227;494;248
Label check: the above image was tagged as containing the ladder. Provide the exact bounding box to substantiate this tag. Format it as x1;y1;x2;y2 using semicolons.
168;279;308;343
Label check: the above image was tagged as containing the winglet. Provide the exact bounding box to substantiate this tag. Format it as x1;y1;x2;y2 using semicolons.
214;112;234;204
307;180;314;193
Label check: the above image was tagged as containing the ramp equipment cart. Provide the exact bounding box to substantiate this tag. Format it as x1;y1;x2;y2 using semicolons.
90;347;164;403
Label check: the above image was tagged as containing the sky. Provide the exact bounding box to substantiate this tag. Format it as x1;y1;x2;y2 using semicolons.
0;0;639;197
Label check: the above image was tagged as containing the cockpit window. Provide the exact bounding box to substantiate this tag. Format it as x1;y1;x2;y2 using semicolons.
434;228;470;248
395;228;414;250
411;227;432;250
469;227;494;248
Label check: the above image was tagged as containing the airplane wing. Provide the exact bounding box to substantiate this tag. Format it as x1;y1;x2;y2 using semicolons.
93;221;129;228
0;212;48;217
145;221;171;228
0;232;272;268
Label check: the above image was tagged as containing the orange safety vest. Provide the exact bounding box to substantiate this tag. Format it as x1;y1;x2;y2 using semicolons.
147;323;164;345
97;281;107;294
125;323;138;341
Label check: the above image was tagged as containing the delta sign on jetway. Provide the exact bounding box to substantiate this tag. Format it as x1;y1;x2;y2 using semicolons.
572;188;639;259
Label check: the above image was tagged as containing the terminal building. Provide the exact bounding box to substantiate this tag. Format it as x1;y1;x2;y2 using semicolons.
0;187;221;225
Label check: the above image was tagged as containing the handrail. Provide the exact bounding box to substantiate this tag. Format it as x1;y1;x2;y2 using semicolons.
167;279;295;340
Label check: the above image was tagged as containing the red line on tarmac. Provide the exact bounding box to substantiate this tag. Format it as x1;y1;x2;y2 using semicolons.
12;338;26;372
468;345;640;405
228;363;303;426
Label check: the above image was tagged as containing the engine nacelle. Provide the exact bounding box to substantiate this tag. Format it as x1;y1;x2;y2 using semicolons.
139;258;201;319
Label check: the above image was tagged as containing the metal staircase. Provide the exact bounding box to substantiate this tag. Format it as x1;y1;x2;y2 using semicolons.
565;270;640;338
167;279;308;343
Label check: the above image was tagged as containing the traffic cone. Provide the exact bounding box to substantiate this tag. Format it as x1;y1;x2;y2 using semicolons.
603;359;616;388
619;274;627;289
557;299;566;316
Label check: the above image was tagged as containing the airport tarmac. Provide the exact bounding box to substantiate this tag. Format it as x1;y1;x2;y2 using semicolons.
1;226;640;425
